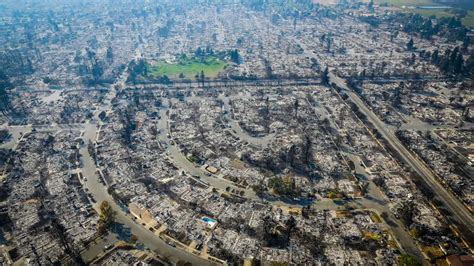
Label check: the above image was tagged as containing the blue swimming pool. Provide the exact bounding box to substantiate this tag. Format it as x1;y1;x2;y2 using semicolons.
202;217;216;223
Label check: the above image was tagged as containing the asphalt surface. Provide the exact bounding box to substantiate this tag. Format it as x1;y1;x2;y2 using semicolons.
79;121;213;265
4;72;464;263
329;72;474;237
160;96;425;259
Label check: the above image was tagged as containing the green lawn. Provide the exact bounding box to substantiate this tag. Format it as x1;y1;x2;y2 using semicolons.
411;8;454;19
462;11;474;28
378;0;474;28
378;0;436;7
148;55;228;79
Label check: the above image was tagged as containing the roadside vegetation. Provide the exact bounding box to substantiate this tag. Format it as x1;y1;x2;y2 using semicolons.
98;200;116;234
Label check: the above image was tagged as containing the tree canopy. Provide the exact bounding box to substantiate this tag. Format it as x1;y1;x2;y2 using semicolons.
98;200;116;234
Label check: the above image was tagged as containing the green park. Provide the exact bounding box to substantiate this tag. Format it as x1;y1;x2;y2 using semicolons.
148;54;228;80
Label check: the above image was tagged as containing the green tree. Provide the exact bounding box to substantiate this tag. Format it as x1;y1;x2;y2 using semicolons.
285;216;297;242
294;99;299;118
396;200;416;226
199;70;205;87
453;52;464;74
268;177;298;197
406;38;414;51
128;59;148;81
229;49;240;64
0;130;11;144
0;70;13;115
431;49;439;64
410;53;416;65
252;183;266;198
465;55;474;76
462;36;470;51
106;46;113;61
398;253;421;266
98;201;116;234
195;47;203;57
321;67;330;85
368;0;374;12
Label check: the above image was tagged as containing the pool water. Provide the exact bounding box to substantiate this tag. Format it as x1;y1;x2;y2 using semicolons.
202;217;217;223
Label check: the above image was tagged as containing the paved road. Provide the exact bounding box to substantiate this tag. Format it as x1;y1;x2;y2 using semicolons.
130;78;322;90
399;116;474;132
79;58;216;265
329;72;474;236
80;234;119;263
0;121;213;264
218;94;274;148
315;196;424;259
157;99;257;197
161;96;425;259
0;109;424;263
344;153;423;259
79;119;213;265
2;75;446;262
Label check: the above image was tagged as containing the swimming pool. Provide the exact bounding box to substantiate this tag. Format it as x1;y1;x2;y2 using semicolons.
201;217;217;228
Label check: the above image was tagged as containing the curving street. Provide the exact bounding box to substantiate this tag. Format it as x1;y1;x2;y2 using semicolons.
1;80;437;263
